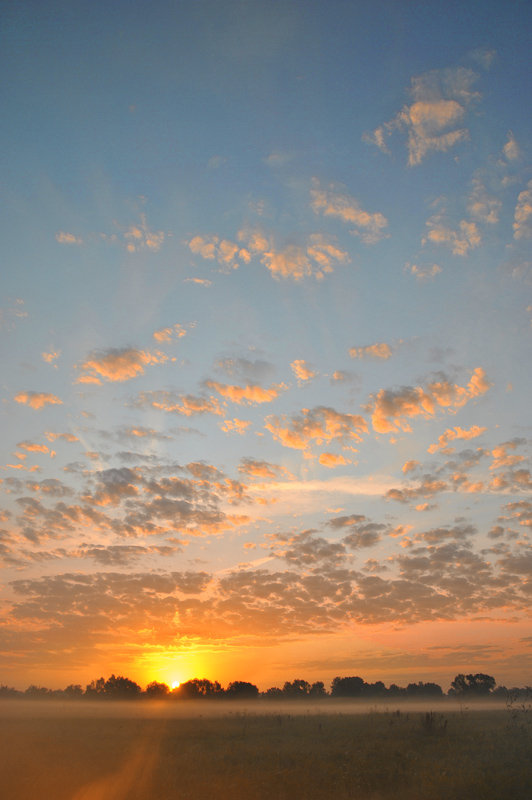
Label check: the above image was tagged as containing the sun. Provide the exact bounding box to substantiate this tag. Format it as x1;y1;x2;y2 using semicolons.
171;681;180;689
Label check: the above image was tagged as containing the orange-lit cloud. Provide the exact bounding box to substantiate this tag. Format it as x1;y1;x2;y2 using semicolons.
406;263;442;281
490;439;527;470
44;432;79;443
42;349;61;364
366;368;491;434
135;390;224;417
468;178;501;224
291;360;317;383
319;452;348;468
503;131;521;161
349;342;395;360
367;67;479;165
310;179;389;244
124;213;164;252
152;324;187;343
205;380;286;405
237;225;349;280
77;347;168;383
14;391;63;410
513;180;532;240
265;406;368;451
423;213;481;255
219;418;252;435
428;424;487;453
55;231;82;244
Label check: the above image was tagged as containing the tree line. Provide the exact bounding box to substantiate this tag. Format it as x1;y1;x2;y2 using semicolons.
1;672;526;701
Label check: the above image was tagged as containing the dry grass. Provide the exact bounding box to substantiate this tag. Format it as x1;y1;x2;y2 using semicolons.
0;701;530;799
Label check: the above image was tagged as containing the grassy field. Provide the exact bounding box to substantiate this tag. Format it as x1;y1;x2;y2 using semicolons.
0;701;530;799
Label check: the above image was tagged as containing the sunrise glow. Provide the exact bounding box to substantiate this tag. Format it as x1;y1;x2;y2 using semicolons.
1;0;531;695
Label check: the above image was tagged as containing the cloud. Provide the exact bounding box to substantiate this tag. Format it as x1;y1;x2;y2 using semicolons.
330;370;359;385
469;47;497;69
44;432;79;443
16;441;54;457
265;406;368;451
402;460;420;474
238;458;291;481
55;232;82;245
310;180;389;244
237;225;350;280
187;235;244;268
152;324;187;343
503;131;521;161
468;178;501;224
428;425;487;454
214;357;275;383
183;278;212;287
349;342;396;360
423;212;481;255
0;299;27;331
490;439;527;471
219;418;252;435
14;391;63;410
514;180;532;240
77;347;168;383
42;349;61;364
366;368;491;434
406;263;442;281
367;67;479;165
135;390;224;417
291;360;317;383
123;213;164;252
319;452;348;468
205;380;286;405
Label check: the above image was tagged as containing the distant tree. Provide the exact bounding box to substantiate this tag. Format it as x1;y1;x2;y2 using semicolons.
366;681;386;697
174;679;223;699
0;685;22;699
282;679;311;699
85;677;106;698
145;681;170;698
388;683;406;698
64;684;84;700
309;681;328;698
262;687;283;699
330;676;365;698
449;673;496;698
104;674;142;700
406;681;443;698
24;685;52;699
225;681;259;699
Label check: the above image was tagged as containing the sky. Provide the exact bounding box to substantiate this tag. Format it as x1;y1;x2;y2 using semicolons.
1;0;531;692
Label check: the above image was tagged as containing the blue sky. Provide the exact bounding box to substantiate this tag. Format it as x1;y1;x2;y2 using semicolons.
1;0;531;691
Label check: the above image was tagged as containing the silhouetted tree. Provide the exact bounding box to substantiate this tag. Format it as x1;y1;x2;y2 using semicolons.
225;681;259;699
282;679;310;698
330;676;365;698
262;686;283;699
309;681;328;698
174;678;223;699
85;677;106;698
24;685;52;699
145;681;170;698
0;685;22;699
104;674;142;699
64;684;84;700
449;673;496;697
406;681;443;698
388;683;406;698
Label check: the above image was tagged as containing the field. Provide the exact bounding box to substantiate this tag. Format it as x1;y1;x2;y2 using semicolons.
0;701;531;799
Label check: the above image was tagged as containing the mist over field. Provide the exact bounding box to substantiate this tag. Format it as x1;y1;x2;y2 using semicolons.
1;700;530;800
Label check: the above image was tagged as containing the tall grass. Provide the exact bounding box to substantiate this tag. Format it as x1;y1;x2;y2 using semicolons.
0;702;530;799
